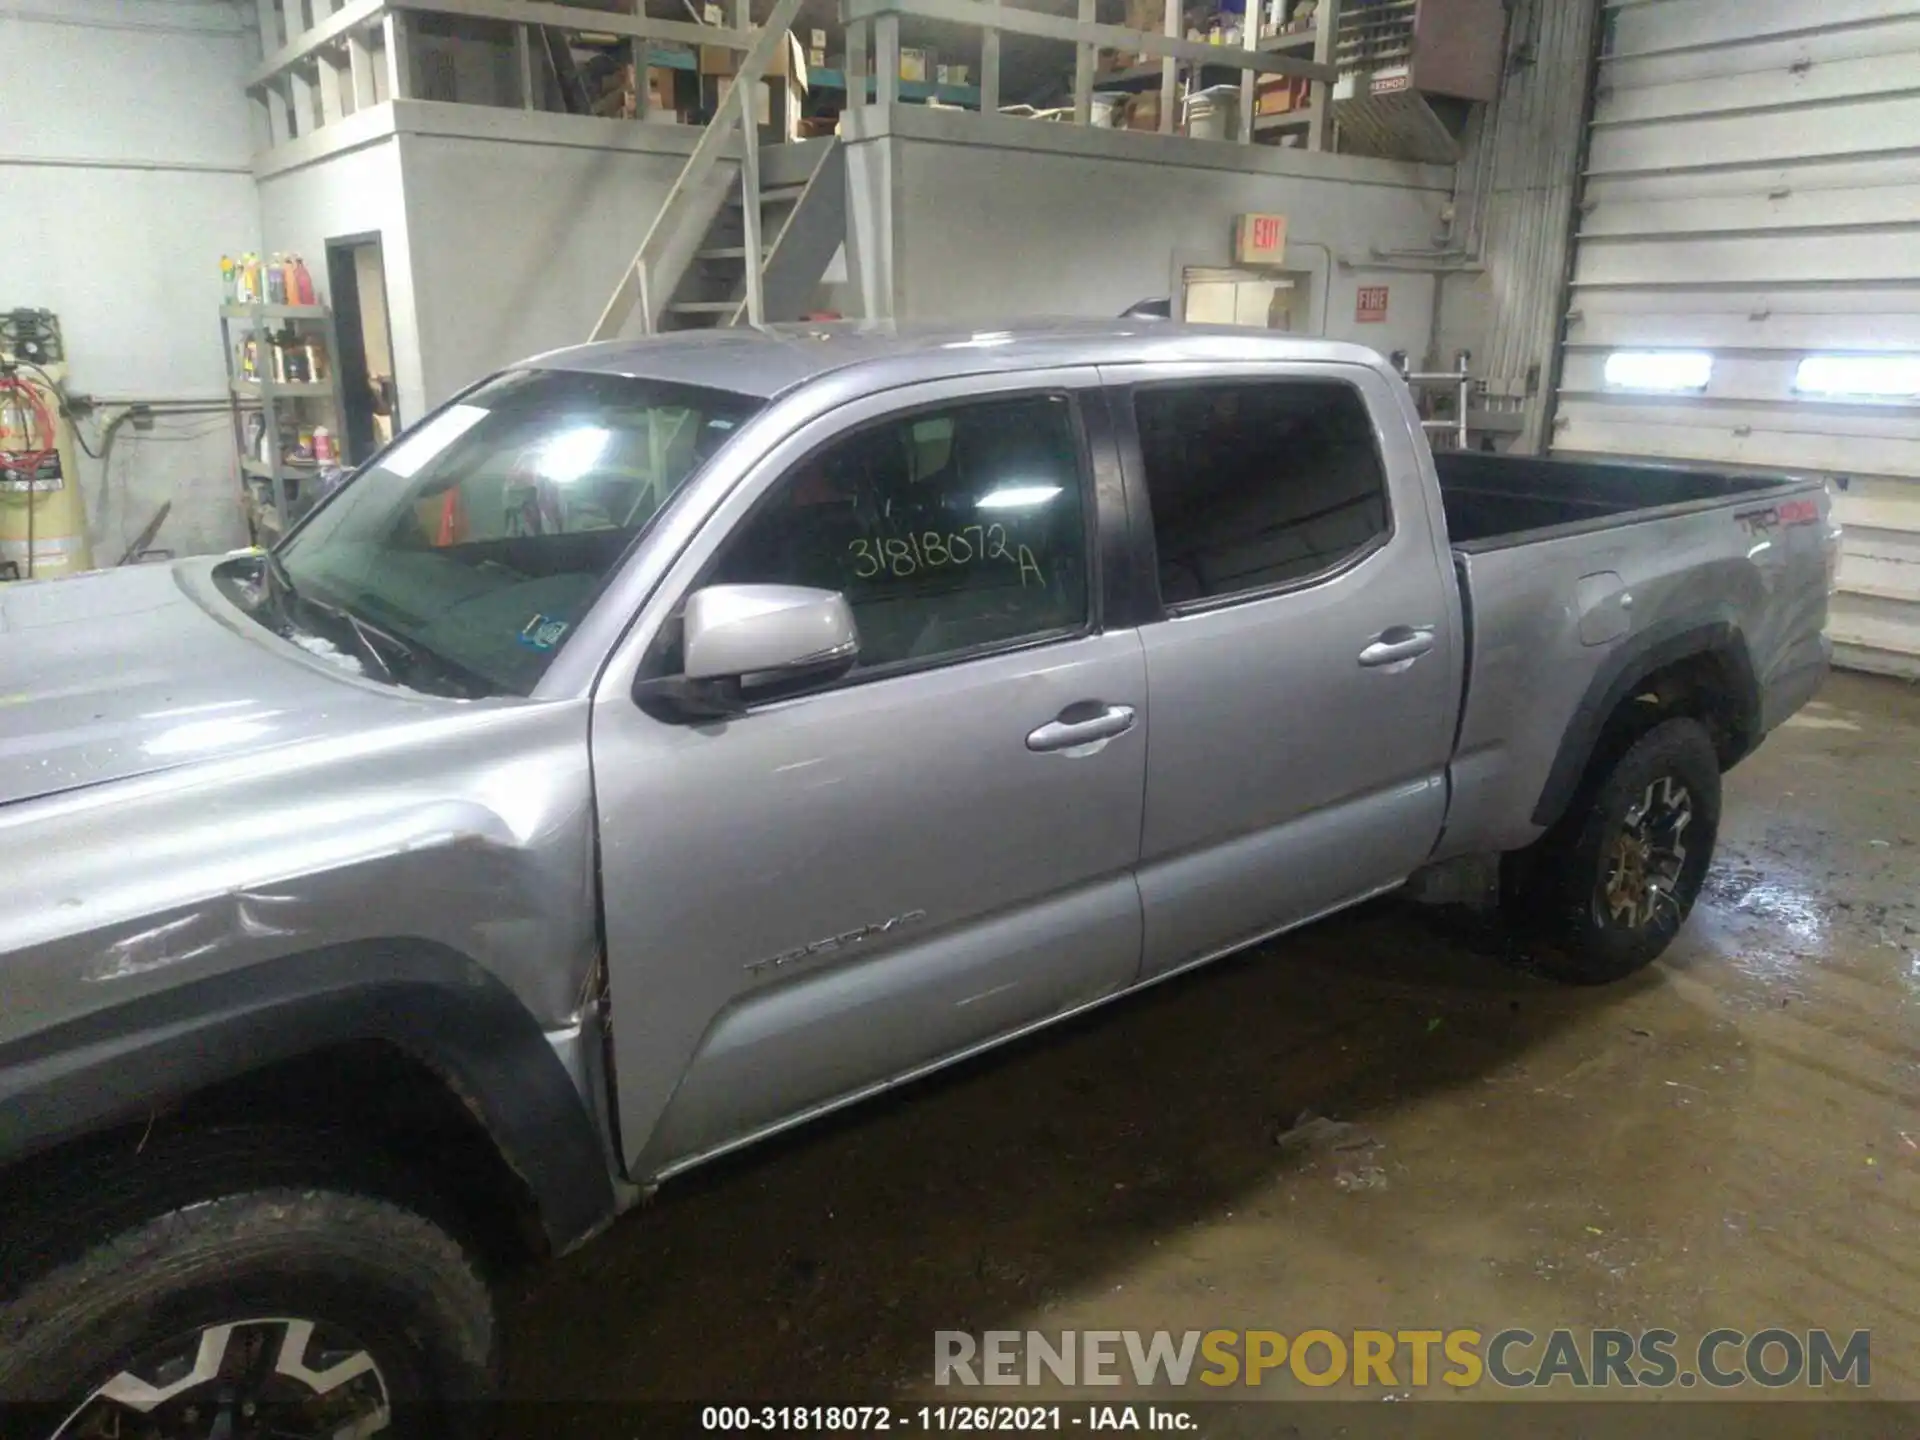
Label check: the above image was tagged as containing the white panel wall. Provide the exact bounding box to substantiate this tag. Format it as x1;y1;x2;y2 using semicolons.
0;0;260;561
395;111;693;406
859;106;1452;363
257;132;429;424
1556;0;1920;677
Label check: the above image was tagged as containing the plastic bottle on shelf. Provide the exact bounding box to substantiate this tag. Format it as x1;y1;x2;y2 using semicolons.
313;426;335;463
220;255;236;302
241;253;262;303
292;256;317;306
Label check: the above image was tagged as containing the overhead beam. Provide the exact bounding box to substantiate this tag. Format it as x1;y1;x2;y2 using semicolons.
842;0;1337;82
387;0;753;52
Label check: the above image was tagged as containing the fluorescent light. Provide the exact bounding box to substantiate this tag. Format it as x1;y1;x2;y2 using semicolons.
536;425;611;483
1793;355;1920;399
382;404;490;478
1604;351;1713;392
976;484;1062;510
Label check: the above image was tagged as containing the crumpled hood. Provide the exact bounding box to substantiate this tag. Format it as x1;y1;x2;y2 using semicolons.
0;560;432;807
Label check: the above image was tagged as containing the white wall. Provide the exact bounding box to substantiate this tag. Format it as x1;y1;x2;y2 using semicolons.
853;107;1452;362
256;126;428;424
0;0;260;561
396;109;694;405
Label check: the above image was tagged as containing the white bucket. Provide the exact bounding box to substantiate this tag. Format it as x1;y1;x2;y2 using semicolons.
1183;84;1240;140
1090;91;1125;127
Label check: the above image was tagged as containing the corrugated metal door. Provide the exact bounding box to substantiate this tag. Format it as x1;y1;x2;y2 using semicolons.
1553;0;1920;677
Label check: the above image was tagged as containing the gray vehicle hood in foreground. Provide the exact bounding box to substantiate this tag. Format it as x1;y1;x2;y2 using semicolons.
1;557;601;1045
0;560;433;807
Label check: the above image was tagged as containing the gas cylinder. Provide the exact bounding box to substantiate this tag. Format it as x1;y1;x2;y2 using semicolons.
0;361;94;581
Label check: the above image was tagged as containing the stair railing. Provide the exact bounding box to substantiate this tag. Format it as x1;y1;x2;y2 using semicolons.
590;0;803;340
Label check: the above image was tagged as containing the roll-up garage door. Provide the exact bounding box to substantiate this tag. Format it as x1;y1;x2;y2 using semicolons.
1553;0;1920;678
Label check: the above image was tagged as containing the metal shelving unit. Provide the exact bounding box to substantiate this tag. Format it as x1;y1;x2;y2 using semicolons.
220;303;349;544
1096;25;1319;90
1081;2;1337;146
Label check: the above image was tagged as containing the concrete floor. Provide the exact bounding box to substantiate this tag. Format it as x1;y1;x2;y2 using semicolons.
504;672;1919;1426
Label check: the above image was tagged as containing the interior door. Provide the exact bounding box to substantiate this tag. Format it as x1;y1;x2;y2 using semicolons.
589;375;1148;1177
1106;363;1463;979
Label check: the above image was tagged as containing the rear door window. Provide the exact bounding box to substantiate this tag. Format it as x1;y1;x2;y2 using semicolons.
1130;380;1390;606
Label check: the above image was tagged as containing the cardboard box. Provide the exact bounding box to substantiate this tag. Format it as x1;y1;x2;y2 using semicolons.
900;46;929;81
1125;90;1161;129
701;40;790;79
1255;74;1312;115
810;28;827;47
593;64;678;119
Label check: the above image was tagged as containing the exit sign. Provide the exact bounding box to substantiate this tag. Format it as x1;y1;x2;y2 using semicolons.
1356;285;1390;323
1233;213;1288;266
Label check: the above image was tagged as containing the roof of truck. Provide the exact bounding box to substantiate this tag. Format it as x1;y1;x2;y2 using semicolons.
527;321;1393;400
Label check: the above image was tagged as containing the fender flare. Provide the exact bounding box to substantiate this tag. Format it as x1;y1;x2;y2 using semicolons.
0;940;616;1252
1530;619;1760;832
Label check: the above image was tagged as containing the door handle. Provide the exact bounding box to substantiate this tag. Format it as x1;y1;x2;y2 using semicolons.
1358;627;1436;668
1027;703;1137;753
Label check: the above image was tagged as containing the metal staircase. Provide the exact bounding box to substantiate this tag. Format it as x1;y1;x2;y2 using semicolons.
591;0;846;340
660;144;846;329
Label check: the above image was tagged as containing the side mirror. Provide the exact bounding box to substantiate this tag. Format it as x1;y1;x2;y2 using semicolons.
636;584;859;719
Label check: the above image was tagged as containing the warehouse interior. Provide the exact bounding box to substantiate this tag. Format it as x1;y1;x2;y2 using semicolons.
1;0;1918;1429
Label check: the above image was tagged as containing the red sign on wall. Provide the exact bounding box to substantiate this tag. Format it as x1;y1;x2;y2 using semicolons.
1356;285;1391;323
1233;212;1288;266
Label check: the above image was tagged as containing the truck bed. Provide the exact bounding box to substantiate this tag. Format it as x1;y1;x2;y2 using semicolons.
1429;448;1831;865
1434;451;1793;550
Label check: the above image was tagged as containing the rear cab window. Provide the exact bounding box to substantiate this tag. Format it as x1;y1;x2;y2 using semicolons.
1128;379;1390;607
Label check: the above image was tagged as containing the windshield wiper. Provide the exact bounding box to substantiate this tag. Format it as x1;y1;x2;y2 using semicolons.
259;550;416;691
304;595;402;686
259;548;493;699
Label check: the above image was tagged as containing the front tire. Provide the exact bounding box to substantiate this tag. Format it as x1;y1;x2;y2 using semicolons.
1525;717;1722;985
0;1135;495;1439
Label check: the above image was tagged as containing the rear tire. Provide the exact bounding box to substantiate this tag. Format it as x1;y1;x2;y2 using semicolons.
1522;717;1721;985
0;1130;495;1439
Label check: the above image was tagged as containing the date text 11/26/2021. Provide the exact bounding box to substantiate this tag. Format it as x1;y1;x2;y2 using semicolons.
701;1405;1194;1431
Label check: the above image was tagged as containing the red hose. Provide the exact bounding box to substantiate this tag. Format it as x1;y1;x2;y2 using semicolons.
0;376;57;478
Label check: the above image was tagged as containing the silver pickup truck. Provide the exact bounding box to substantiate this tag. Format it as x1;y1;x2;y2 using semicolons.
0;323;1833;1432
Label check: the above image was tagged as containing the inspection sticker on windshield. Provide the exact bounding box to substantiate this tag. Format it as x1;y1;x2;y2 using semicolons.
518;614;569;651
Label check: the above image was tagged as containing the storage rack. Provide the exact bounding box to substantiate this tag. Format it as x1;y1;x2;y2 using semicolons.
1089;6;1334;143
220;303;349;544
